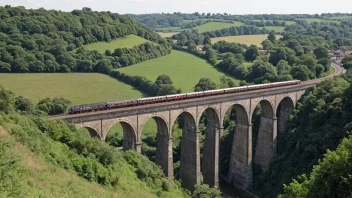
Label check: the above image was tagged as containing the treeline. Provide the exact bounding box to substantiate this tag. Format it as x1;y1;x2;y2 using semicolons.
243;20;287;28
110;71;181;96
127;12;352;30
0;6;169;73
253;73;352;197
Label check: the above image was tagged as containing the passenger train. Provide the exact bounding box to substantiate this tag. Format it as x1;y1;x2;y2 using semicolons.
68;80;300;114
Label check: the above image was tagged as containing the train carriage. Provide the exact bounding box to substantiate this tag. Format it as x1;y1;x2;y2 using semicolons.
204;89;225;96
166;94;187;101
137;96;167;105
186;91;205;98
223;86;248;94
106;99;138;109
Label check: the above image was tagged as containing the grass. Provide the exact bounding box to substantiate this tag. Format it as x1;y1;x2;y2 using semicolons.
0;126;157;198
211;34;283;47
297;18;340;24
157;32;180;38
83;35;149;53
0;73;144;105
118;50;239;92
327;16;352;20
155;26;182;32
193;21;244;33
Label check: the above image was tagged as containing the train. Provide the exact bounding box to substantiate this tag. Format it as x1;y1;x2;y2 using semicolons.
68;80;300;114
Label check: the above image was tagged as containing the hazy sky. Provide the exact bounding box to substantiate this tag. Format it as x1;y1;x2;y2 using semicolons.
1;0;352;14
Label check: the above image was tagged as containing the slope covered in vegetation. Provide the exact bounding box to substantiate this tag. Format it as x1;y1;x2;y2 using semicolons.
253;72;352;197
0;86;187;197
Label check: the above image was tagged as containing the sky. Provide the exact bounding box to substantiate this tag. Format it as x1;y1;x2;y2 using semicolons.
1;0;352;14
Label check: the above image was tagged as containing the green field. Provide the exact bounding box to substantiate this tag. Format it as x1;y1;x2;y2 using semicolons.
193;21;244;33
0;73;144;105
327;16;352;20
297;18;340;24
83;35;149;53
118;50;239;92
264;26;285;32
155;26;182;32
211;34;283;47
157;32;179;38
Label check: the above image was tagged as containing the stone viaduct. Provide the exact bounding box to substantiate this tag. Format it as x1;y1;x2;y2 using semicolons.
50;81;323;191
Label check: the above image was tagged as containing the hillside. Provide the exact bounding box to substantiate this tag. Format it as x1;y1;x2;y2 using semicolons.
0;126;155;197
253;74;352;197
117;50;239;92
211;34;283;47
0;73;144;105
194;22;244;33
0;6;169;73
0;86;187;197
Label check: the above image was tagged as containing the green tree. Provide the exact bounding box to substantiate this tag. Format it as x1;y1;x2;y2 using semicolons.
244;45;260;62
268;31;276;43
276;60;291;76
261;39;273;50
155;74;173;85
290;65;311;81
313;46;329;60
192;184;221;198
194;78;217;91
205;48;217;64
203;36;212;45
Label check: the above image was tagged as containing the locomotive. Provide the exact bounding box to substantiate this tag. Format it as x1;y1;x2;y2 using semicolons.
68;80;300;114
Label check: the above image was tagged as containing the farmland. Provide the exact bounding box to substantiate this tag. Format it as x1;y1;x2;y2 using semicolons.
82;35;149;53
194;21;244;33
297;18;340;24
252;20;296;25
157;32;179;38
155;26;182;32
211;34;283;47
0;73;144;105
118;50;239;92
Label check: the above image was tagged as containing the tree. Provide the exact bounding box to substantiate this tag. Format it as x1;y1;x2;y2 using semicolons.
261;39;273;50
219;76;236;88
192;184;221;198
244;45;260;62
247;60;278;83
315;64;324;77
313;46;329;60
268;31;276;43
155;74;173;85
290;65;311;81
277;60;291;76
205;48;217;64
203;36;211;45
194;78;217;91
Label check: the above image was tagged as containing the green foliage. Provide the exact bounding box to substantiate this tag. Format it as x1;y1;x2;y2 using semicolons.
36;97;71;115
0;6;169;74
279;135;352;198
0;140;22;197
194;78;217;91
244;45;260;62
253;76;352;197
192;184;221;198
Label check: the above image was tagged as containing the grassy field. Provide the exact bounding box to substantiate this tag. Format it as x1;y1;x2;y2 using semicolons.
327;16;352;20
211;34;283;47
264;26;285;32
194;21;244;33
155;26;182;32
83;35;149;53
118;50;239;92
252;20;296;25
157;32;179;38
297;18;340;24
0;73;144;105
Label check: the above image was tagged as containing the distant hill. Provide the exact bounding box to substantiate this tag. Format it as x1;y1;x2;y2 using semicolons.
0;6;169;73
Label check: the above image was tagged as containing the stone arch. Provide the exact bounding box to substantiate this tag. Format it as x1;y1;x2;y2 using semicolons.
251;99;275;119
276;97;295;142
105;120;137;151
201;107;221;187
253;99;277;172
174;111;200;190
222;103;250;126
140;115;173;178
197;106;221;127
224;103;253;189
83;126;101;139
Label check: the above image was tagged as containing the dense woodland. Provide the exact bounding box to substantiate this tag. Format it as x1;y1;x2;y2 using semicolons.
0;6;170;73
